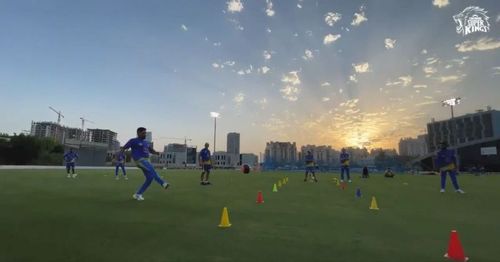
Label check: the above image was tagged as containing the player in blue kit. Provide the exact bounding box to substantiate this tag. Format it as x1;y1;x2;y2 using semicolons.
114;147;128;180
122;127;169;201
435;141;465;194
64;148;78;178
199;143;212;185
303;150;318;182
339;148;351;183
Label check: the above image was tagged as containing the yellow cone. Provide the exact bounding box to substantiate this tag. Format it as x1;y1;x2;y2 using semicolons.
218;207;232;228
286;177;289;183
282;178;286;185
273;183;278;192
370;196;380;210
278;180;282;188
336;180;340;186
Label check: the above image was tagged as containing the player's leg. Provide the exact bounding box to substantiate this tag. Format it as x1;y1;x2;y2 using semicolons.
346;167;351;182
204;167;211;185
66;163;71;178
200;168;206;184
312;171;318;182
440;171;447;192
71;163;77;178
141;159;168;188
449;170;464;193
121;164;127;179
304;170;309;181
340;166;345;182
115;165;120;179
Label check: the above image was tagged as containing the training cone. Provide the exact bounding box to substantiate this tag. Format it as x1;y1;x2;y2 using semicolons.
218;207;232;228
444;230;469;261
369;196;379;210
336;180;340;186
256;191;264;204
283;178;286;185
356;188;362;198
273;183;278;192
341;182;346;190
278;180;282;188
286;177;289;183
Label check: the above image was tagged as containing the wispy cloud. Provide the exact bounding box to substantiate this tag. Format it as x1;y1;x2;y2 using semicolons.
421;49;428;54
325;12;342;26
493;66;500;76
456;37;500;52
181;24;188;31
321;82;331;87
263;50;272;60
302;49;314;60
426;57;439;65
435;74;467;83
351;6;367;26
265;0;275;17
386;75;412;87
233;92;245;104
349;75;358;83
323;34;341;45
432;0;449;8
353;62;371;73
260;66;270;74
281;71;301;101
227;0;244;13
423;66;437;75
384;38;396;49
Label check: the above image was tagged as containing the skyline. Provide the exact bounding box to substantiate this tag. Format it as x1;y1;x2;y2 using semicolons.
1;0;499;155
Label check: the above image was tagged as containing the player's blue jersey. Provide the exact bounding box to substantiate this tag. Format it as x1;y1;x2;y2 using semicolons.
340;152;350;165
435;149;456;169
64;151;78;163
199;148;211;162
123;138;150;161
116;151;126;163
305;153;314;166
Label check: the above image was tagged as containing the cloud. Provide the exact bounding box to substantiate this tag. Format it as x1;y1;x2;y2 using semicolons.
435;74;466;83
302;49;314;60
353;62;371;73
213;42;222;47
413;84;428;89
323;34;341;45
281;71;301;101
263;50;272;60
280;86;300;101
386;76;412;87
432;0;449;8
384;38;396;49
421;49;428;54
423;66;437;75
254;98;268;109
325;12;342;26
426;57;439;65
224;61;236;66
260;66;270;74
265;0;275;16
322;97;331;102
493;66;500;75
237;70;245;75
351;6;367;26
497;14;500;23
349;75;358;83
416;101;439;106
181;24;188;31
233;93;245;104
212;63;220;68
227;0;244;13
456;37;500;52
321;82;331;87
297;4;302;9
281;71;301;85
266;28;272;33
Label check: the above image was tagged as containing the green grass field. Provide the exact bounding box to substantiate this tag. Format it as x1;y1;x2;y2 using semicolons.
0;169;499;262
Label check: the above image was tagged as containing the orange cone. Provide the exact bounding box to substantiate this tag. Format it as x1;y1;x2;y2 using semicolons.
444;230;469;261
256;191;264;204
341;182;346;190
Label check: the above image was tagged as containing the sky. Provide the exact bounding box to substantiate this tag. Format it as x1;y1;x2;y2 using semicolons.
0;0;499;155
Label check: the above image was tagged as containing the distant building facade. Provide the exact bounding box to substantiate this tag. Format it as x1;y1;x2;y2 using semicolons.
240;153;258;167
399;135;428;157
88;129;119;152
264;141;297;168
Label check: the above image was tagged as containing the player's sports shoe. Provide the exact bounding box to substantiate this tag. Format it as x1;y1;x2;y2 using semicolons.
456;189;465;194
340;180;344;183
133;194;145;201
162;182;170;190
205;181;212;185
440;189;445;193
67;174;71;178
348;180;352;183
124;176;128;180
304;178;307;182
115;176;119;180
72;173;77;178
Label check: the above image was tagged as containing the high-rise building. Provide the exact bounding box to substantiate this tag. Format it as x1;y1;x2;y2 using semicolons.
30;121;65;143
227;133;240;155
264;141;297;167
240;153;258;167
399;135;428;157
164;143;197;168
427;109;500;152
88;129;118;151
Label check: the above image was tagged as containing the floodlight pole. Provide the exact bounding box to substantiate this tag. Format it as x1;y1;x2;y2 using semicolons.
450;105;454;119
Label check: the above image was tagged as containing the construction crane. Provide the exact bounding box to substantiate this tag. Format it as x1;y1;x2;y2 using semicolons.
80;117;95;131
49;106;64;125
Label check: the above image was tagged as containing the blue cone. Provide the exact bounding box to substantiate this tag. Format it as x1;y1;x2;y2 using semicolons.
356;188;362;198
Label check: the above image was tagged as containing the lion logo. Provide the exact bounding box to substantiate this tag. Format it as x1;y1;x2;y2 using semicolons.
453;6;490;36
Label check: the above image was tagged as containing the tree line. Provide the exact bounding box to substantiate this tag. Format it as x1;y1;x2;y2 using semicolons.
0;134;64;165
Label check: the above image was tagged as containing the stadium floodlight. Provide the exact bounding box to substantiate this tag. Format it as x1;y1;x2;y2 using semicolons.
442;97;461;118
210;112;220;158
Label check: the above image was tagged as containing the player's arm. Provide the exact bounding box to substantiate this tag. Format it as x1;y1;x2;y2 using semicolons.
149;146;160;155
